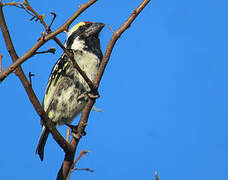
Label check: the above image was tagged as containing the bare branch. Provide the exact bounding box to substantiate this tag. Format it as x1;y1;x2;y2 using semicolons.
48;12;57;32
24;0;48;30
34;47;56;55
22;2;98;94
73;168;94;173
0;0;98;95
3;2;24;6
0;1;72;154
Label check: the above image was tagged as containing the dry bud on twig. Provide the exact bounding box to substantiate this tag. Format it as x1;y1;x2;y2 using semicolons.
155;171;159;180
34;47;56;55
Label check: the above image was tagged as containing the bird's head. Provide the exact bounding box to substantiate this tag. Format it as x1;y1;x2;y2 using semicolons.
65;22;105;52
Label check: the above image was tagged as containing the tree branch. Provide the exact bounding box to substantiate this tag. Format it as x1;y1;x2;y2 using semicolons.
2;2;24;6
23;0;98;93
24;0;49;30
53;37;98;94
0;1;72;154
0;0;98;83
94;0;151;88
57;0;151;179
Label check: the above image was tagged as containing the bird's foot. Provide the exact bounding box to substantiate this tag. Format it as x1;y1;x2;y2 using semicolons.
65;124;86;139
88;91;100;99
77;91;100;101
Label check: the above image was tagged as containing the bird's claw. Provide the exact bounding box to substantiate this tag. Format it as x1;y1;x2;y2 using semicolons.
65;123;86;138
77;91;100;101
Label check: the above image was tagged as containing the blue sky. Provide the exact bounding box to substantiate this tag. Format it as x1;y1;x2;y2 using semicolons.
1;0;228;179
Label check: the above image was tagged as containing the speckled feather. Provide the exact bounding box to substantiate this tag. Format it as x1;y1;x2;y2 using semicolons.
43;50;100;126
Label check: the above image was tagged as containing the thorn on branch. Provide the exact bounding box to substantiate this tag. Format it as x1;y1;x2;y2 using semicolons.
29;72;35;87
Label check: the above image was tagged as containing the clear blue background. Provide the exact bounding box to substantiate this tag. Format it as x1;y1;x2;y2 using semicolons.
1;0;228;179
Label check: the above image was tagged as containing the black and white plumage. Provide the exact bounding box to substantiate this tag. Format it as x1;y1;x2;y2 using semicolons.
36;22;104;161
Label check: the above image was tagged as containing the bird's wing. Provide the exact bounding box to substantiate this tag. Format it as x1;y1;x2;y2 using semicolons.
43;53;70;113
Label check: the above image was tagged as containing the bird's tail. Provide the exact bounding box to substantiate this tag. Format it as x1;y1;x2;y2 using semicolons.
36;126;49;161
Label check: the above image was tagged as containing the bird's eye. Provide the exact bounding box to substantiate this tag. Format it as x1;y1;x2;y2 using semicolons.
78;26;83;31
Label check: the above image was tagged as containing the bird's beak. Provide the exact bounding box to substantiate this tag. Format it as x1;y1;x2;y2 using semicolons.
84;22;105;37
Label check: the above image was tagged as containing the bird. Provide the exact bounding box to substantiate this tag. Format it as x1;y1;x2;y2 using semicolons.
36;22;105;161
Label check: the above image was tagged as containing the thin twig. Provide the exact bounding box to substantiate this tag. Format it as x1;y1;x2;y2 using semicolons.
4;2;38;20
28;72;35;87
24;0;48;30
0;54;2;72
48;12;56;32
67;150;89;180
0;0;98;95
19;4;36;17
34;47;56;55
3;2;24;6
108;24;115;34
73;168;94;172
25;1;98;94
0;0;72;154
73;150;89;168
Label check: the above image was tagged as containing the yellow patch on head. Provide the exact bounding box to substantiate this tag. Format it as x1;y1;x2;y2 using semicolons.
67;22;86;37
